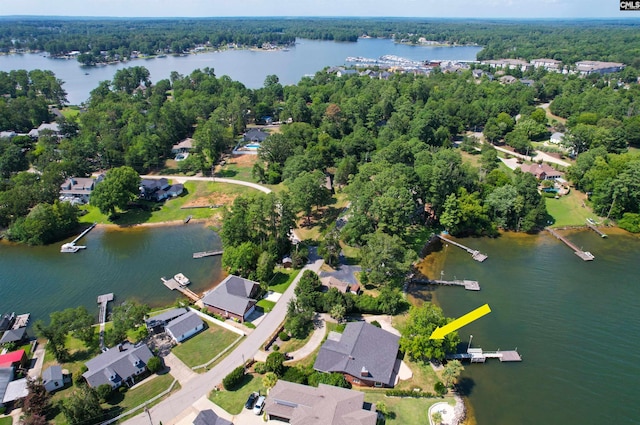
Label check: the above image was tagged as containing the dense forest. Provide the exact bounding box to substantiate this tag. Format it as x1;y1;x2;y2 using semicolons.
1;18;640;67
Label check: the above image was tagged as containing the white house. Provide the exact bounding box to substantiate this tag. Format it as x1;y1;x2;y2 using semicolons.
42;365;64;392
165;311;205;343
550;132;564;144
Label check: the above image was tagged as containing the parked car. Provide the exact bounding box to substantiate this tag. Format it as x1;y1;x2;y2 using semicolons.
253;395;266;415
245;392;258;409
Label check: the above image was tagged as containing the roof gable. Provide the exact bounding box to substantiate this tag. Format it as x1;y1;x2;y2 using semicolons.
201;275;259;316
165;311;203;338
83;342;153;388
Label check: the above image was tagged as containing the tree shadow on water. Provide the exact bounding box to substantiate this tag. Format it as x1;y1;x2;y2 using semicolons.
454;377;475;397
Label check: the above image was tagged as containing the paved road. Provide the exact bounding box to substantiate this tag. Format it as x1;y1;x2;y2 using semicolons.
124;250;324;425
469;132;571;168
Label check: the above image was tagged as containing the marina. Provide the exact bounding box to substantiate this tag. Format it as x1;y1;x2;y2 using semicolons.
60;222;96;253
545;227;594;261
437;234;488;262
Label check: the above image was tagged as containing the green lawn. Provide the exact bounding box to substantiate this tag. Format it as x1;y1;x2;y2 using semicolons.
60;107;81;119
101;374;178;422
216;162;258;182
546;190;595;227
0;416;13;425
256;299;276;313
171;323;241;368
209;373;266;415
79;181;258;225
363;392;455;425
294;193;350;241
268;269;300;293
277;329;314;354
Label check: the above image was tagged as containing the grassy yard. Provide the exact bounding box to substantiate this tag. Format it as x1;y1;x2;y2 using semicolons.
215;153;259;182
294;193;350;241
60;107;81;119
268;269;300;293
546;190;595;227
363;391;455;425
0;417;13;425
79;181;258;226
256;299;276;313
209;373;266;415
98;373;178;423
171;323;241;368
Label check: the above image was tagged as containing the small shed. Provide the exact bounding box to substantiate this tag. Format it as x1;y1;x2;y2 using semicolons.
42;365;64;392
282;257;293;268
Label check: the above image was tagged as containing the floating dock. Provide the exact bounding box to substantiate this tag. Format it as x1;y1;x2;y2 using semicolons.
61;222;97;253
447;347;522;363
437;234;488;262
545;227;594;261
162;276;200;302
586;222;607;238
97;293;114;325
193;250;223;259
412;277;480;291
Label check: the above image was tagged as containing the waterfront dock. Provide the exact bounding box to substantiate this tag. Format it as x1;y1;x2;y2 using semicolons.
545;227;594;261
97;293;114;349
193;250;223;259
447;347;522;363
161;276;200;302
586;222;607;238
412;277;480;291
60;222;97;253
437;234;488;262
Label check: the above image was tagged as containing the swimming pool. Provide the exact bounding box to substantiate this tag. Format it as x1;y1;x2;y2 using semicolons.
245;143;261;149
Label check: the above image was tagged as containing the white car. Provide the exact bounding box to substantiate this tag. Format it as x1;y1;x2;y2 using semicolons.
253;395;266;415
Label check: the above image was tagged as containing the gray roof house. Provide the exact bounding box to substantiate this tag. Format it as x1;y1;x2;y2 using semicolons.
28;122;61;138
201;275;260;323
243;128;269;143
313;321;400;388
193;409;233;425
264;381;377;425
83;342;154;389
165;311;205;343
172;138;195;154
0;368;13;407
59;174;105;204
42;365;64;392
0;328;27;345
145;307;189;331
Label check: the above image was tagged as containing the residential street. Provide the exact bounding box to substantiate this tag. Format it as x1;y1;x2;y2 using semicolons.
123;249;324;425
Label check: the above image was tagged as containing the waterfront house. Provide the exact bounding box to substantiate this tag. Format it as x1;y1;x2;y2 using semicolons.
0;368;13;408
192;409;233;425
313;321;400;388
521;163;564;180
201;275;260;323
83;342;154;389
145;307;189;334
59;174;105;204
243;128;269;143
0;350;27;370
0;314;30;345
0;313;15;333
264;381;377;425
165;311;205;343
42;365;64;392
140;178;187;202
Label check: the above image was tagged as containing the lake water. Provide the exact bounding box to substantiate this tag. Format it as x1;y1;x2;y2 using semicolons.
0;224;224;323
413;229;640;425
0;38;482;105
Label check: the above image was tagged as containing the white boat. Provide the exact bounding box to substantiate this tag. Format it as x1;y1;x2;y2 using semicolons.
60;243;86;253
174;273;190;286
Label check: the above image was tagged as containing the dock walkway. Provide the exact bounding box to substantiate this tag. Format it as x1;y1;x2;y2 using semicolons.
61;222;97;253
162;277;200;302
97;293;114;349
193;250;223;259
447;347;522;363
545;228;594;261
586;223;607;238
437;235;487;262
412;278;480;291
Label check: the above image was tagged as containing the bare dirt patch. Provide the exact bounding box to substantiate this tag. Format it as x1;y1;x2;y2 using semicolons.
228;153;258;166
182;191;238;208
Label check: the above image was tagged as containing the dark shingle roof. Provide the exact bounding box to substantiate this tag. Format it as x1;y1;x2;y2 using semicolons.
201;275;259;317
42;365;63;384
165;311;203;341
145;308;188;325
313;322;399;387
0;328;26;344
83;342;153;388
193;409;233;425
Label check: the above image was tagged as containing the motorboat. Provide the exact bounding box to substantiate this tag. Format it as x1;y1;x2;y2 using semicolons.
174;273;190;286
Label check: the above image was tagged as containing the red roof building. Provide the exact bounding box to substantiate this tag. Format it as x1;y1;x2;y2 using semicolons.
0;350;27;369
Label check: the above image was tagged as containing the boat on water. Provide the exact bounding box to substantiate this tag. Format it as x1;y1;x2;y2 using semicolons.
60;243;86;253
174;273;190;286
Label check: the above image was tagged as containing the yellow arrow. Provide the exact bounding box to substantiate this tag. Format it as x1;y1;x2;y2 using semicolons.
429;304;491;339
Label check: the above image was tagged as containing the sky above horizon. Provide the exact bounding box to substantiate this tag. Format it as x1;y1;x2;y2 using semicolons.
0;0;636;19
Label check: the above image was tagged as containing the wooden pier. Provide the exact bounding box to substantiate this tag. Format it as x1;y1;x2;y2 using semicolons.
412;277;480;291
161;277;200;302
193;250;223;259
447;347;522;363
97;293;114;325
545;228;594;261
586;222;607;238
61;222;97;253
437;234;488;262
